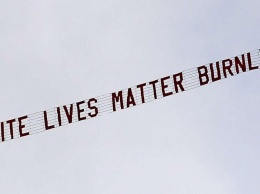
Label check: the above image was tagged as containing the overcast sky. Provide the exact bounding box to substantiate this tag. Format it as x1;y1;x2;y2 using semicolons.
0;0;259;193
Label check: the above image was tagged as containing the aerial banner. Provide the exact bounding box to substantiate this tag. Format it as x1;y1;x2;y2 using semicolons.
1;50;259;143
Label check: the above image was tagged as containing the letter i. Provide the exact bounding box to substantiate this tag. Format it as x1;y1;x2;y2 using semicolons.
1;122;5;142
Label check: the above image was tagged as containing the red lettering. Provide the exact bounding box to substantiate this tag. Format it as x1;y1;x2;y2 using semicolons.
210;62;221;82
18;115;29;137
136;83;146;103
173;72;185;93
198;66;209;86
112;91;124;111
1;122;4;142
126;88;136;108
76;101;86;121
6;119;15;139
222;59;234;78
44;111;55;130
161;76;173;97
248;52;258;70
149;80;159;99
57;107;62;126
235;55;246;74
63;104;73;123
88;98;98;117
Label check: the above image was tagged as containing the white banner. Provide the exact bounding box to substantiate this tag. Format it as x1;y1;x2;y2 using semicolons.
1;50;259;143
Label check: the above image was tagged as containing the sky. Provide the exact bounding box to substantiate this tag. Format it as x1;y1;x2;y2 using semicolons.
0;0;259;193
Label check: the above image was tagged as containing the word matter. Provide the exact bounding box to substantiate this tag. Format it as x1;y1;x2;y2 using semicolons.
0;50;259;142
